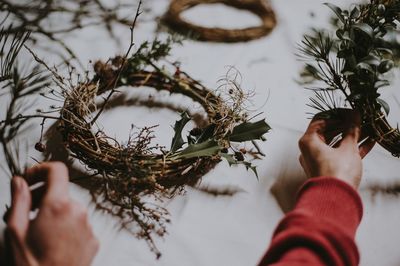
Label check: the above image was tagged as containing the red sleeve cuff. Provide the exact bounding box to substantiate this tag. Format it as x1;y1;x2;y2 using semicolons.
294;176;363;236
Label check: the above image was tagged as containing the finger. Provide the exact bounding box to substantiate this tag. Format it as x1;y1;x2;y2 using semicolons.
338;111;361;149
308;113;343;142
301;120;329;150
7;177;31;240
305;119;327;135
25;162;70;203
340;124;361;148
359;138;376;158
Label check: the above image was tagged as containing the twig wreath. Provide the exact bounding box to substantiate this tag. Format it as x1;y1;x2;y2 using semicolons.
162;0;277;42
55;42;270;257
299;0;400;157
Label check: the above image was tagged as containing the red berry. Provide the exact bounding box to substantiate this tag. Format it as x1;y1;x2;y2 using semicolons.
35;142;46;152
234;152;244;161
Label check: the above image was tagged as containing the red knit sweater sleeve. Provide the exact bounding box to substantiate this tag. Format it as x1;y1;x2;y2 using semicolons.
258;177;363;266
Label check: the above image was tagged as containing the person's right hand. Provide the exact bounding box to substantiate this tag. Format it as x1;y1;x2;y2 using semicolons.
298;109;375;189
5;162;99;266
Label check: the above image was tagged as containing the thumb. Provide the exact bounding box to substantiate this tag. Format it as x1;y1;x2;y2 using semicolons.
7;176;31;240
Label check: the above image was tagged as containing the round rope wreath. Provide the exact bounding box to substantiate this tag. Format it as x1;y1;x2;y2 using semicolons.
299;1;400;157
52;40;270;256
163;0;277;42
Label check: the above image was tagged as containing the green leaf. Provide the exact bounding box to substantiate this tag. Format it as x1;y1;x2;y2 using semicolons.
356;62;374;73
242;161;259;179
352;23;374;38
324;3;345;23
221;154;259;179
197;123;216;143
221;153;236;166
230;119;271;142
336;29;344;39
173;140;221;159
378;60;394;73
377;98;390;116
361;55;381;66
350;6;360;18
375;80;390;89
170;112;191;152
376;48;393;56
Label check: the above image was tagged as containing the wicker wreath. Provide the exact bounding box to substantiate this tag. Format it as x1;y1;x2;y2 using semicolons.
163;0;277;42
299;1;400;157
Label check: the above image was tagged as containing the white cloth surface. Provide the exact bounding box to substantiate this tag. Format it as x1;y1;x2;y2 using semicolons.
0;0;400;265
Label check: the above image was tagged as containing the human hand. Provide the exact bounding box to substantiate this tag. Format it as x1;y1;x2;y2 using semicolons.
5;162;99;266
298;109;375;189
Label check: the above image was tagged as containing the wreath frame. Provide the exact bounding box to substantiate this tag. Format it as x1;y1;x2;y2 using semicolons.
162;0;277;43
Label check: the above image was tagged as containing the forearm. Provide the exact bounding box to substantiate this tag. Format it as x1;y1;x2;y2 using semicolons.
259;177;363;266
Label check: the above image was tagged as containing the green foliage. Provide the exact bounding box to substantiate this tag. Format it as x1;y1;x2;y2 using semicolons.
299;0;400;113
170;112;191;152
230;119;271;142
0;27;30;82
173;139;221;159
0;26;51;176
126;37;177;73
221;153;259;179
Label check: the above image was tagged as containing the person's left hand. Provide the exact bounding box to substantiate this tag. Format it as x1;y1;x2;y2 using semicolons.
4;162;99;266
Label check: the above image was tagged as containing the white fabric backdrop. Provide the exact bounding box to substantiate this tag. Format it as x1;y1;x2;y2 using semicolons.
1;0;400;265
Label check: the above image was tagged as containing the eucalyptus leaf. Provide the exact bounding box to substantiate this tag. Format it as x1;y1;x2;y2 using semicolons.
377;98;390;116
378;60;394;73
361;55;381;66
375;80;390;89
352;23;374;38
230;119;271;142
356;62;374;73
173;140;221;159
376;48;393;56
324;3;345;23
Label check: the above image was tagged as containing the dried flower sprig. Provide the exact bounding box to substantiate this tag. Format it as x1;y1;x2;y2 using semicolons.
299;0;400;157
